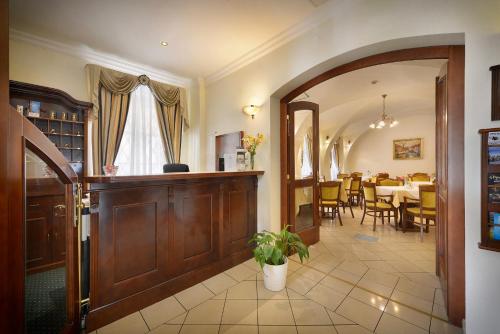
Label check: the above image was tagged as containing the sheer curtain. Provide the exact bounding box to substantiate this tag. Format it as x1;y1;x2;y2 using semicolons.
115;85;166;175
330;144;340;180
301;135;313;178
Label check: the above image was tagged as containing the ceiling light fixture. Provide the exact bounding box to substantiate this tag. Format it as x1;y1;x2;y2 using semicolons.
369;94;398;129
160;41;168;46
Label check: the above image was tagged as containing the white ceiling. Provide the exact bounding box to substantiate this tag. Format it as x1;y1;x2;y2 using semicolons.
9;0;330;79
292;59;446;141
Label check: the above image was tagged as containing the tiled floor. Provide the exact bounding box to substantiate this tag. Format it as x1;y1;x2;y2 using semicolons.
93;207;463;334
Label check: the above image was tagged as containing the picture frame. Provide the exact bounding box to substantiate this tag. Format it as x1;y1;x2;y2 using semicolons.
393;138;423;160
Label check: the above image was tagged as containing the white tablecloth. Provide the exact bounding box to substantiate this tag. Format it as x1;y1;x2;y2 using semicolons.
376;186;420;208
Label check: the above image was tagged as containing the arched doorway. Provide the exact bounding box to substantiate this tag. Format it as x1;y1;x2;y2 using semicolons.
279;46;464;326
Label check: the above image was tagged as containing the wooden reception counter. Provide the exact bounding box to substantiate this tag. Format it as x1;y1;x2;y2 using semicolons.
85;171;263;331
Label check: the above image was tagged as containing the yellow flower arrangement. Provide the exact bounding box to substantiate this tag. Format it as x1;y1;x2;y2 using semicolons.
242;133;264;169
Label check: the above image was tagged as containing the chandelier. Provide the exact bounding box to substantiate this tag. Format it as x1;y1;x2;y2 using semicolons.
369;94;398;129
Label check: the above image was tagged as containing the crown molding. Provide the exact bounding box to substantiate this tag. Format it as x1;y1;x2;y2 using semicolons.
9;28;193;88
205;0;335;85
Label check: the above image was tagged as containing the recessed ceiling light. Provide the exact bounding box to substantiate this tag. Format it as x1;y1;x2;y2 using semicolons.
371;80;379;85
160;41;168;47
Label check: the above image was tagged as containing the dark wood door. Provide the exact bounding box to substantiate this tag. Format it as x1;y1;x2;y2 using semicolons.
436;66;448;303
287;101;320;245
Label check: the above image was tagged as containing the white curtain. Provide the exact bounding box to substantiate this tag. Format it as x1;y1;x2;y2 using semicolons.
330;145;340;180
301;136;313;178
115;85;166;175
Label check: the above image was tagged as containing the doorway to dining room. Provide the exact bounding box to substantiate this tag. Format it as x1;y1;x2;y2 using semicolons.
280;46;464;328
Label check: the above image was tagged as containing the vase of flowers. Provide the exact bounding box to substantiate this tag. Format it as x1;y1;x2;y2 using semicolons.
242;133;264;170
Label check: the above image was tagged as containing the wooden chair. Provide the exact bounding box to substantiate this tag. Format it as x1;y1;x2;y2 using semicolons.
337;173;349;179
361;182;398;231
341;177;354;218
347;176;362;207
319;181;343;225
409;172;431;182
402;184;436;240
376;172;389;179
377;178;403;186
351;172;363;178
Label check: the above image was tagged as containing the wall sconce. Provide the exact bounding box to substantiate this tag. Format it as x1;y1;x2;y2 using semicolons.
325;136;330;144
242;105;260;119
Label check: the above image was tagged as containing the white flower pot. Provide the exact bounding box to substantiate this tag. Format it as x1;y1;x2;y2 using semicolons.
263;258;288;291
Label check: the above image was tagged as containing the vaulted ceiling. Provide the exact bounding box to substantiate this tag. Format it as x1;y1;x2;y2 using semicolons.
9;0;331;79
292;59;446;141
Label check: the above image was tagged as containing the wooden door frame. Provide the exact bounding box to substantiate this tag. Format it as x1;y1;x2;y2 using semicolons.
287;101;320;245
280;45;465;326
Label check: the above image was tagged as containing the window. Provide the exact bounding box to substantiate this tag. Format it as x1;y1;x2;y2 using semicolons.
114;85;166;175
330;145;339;180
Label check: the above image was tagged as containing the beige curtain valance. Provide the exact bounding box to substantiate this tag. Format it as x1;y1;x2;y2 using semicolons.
85;64;188;126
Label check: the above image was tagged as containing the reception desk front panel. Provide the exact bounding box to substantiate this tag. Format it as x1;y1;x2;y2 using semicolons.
85;171;262;331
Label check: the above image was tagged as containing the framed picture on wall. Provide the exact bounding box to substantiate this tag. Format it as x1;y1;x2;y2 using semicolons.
393;138;423;160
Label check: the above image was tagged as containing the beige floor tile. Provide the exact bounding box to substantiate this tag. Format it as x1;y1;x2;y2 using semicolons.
226;281;257;299
212;291;227;300
327;310;354;325
385;301;430;329
330;268;362;285
259;325;298;334
335;325;372;334
305;283;346;311
336;297;383;331
297;325;337;333
336;261;368;276
179;325;219;334
140;296;185;329
362;260;398;273
429;318;463;334
434;289;445;306
320;275;355;295
432;303;448;320
376;313;428;334
404;273;441;289
243;258;262;272
362;269;399;288
395;277;435;302
288;259;304;272
296;266;327;282
290;299;332;325
257;280;288;299
258;300;295;325
356;277;393;298
286;273;318;295
286;288;308;299
97;312;149;334
386;260;424;273
221;300;258;325
166;313;187;324
202;273;238;294
220;325;258;334
390;290;433;314
149;324;182;334
226;263;258;282
184;299;224;324
174;283;214;310
348;287;388;311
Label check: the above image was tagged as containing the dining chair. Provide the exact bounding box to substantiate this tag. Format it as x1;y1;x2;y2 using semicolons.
377;178;403;186
402;184;436;240
376;172;390;179
347;176;362;207
341;176;354;218
409;172;431;182
319;181;343;225
337;173;349;179
361;182;398;231
351;172;363;178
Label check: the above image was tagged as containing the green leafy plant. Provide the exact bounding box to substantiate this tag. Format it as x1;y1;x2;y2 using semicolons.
249;226;309;268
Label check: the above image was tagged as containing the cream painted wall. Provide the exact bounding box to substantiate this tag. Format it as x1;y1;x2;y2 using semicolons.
204;1;500;332
345;114;435;177
9;38;200;171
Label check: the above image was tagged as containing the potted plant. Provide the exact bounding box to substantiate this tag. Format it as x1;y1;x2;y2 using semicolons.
249;226;309;291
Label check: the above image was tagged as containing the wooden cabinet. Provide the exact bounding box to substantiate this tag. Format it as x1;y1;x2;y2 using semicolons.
26;194;66;273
